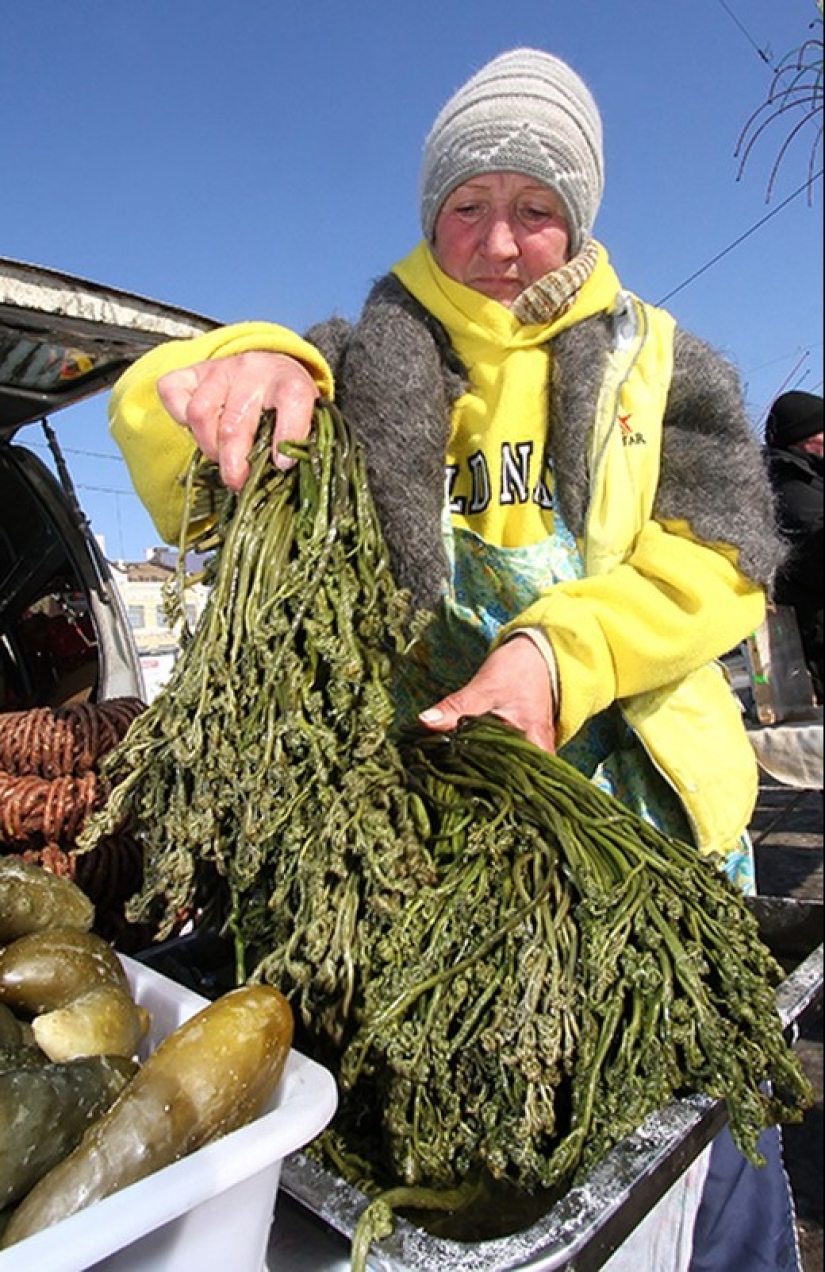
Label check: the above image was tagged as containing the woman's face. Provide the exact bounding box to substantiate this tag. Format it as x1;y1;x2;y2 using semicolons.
432;172;571;307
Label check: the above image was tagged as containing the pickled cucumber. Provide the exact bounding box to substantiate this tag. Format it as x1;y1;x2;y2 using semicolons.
0;928;127;1016
0;1004;23;1052
0;1013;45;1076
0;859;94;942
0;1054;137;1207
32;984;150;1062
2;985;294;1246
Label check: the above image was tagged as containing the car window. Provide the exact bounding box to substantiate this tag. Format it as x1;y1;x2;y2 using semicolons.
0;446;101;708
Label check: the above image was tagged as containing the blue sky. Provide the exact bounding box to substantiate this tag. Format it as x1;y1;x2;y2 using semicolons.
2;0;822;561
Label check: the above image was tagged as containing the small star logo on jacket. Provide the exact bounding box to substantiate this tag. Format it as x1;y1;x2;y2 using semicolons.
618;413;645;446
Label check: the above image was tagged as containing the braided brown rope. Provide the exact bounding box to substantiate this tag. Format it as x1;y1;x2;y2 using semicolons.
0;696;151;951
0;697;145;778
0;771;102;847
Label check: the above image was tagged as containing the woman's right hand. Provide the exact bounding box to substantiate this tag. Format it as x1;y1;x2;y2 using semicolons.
157;351;319;491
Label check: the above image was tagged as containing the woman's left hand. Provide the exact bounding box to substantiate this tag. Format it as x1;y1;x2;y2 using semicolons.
419;634;557;753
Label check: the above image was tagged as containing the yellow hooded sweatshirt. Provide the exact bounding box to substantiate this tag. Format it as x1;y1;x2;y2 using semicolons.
109;245;764;859
391;242;763;860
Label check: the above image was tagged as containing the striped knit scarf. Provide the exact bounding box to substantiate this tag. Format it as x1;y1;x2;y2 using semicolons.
511;238;600;325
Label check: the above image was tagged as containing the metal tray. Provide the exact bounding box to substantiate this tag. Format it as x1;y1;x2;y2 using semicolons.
277;895;823;1272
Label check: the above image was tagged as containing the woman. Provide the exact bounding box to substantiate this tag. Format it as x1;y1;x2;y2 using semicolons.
109;48;798;1271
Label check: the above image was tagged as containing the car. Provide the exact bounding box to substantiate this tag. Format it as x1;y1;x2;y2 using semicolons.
0;256;216;712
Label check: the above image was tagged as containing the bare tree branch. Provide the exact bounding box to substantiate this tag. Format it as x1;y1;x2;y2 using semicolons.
736;4;823;201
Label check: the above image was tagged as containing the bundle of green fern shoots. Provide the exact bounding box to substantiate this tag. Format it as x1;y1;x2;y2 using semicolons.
79;402;812;1261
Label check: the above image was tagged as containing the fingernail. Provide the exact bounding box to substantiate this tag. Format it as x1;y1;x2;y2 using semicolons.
419;707;443;724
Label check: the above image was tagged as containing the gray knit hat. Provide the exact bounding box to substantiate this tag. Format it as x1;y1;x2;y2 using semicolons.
420;48;604;256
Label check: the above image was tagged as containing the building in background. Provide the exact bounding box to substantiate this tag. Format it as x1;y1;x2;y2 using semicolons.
106;546;211;702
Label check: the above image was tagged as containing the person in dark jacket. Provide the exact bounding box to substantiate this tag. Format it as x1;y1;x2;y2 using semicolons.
764;390;824;702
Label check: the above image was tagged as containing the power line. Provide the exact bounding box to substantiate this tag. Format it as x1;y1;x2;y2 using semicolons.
75;482;139;497
746;342;824;376
13;439;139;496
714;0;773;65
656;170;822;304
25;440;125;463
754;350;811;430
58;446;124;462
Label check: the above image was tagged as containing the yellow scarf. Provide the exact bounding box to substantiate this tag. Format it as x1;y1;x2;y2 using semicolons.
391;241;621;548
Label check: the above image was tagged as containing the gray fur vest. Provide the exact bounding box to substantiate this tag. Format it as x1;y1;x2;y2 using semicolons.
306;275;784;611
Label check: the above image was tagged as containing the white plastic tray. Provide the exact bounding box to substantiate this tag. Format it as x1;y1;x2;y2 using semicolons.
0;955;338;1272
